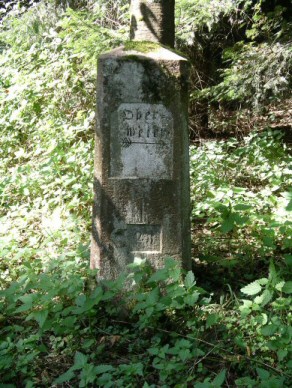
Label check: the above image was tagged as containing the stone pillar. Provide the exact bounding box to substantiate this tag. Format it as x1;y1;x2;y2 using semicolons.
90;43;191;279
130;0;175;48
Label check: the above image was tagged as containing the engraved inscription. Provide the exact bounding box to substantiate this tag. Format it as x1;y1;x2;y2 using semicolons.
120;106;169;148
127;225;161;252
110;103;173;179
123;200;148;224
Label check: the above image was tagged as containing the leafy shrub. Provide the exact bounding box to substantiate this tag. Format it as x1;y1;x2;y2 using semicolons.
190;130;292;282
210;42;292;108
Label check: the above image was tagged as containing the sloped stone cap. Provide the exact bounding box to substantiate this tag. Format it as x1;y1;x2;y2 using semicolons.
100;44;188;62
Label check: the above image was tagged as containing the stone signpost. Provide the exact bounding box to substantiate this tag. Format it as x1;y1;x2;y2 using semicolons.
91;0;191;279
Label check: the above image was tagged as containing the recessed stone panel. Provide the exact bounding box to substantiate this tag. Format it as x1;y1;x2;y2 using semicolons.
110;103;173;179
127;224;161;252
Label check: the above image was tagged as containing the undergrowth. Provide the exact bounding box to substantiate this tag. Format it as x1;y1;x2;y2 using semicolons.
0;1;291;387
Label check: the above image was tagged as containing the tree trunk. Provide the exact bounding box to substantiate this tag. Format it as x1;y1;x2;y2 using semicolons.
130;0;175;48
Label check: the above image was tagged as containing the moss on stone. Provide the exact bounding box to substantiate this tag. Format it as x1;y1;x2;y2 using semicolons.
123;41;188;61
124;41;161;53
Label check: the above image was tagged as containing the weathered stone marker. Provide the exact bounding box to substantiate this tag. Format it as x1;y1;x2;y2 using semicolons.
91;1;191;279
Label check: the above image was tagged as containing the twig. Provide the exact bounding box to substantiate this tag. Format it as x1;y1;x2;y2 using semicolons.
111;319;290;377
193;344;220;367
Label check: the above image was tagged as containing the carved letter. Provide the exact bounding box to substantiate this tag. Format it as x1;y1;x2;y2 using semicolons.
146;123;151;138
138;125;143;137
122;109;134;121
127;127;135;136
136;109;142;120
145;111;151;121
153;125;159;137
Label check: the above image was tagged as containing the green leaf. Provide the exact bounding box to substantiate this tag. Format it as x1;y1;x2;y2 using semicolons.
30;310;48;328
241;281;262;296
54;368;75;384
221;217;234;233
184;271;195;288
184;292;199;306
61;316;76;328
233;214;249;226
234;204;252;211
194;381;212;388
18;294;36;304
256;367;269;380
95;364;115;374
286;199;292;211
277;349;288;361
15;303;33;313
178;348;191;362
261;324;278;336
165;257;178;269
15;294;36;313
282;281;292;294
268;261;277;282
75;294;86;307
254;289;273;306
212;369;226;386
284;254;292;267
147;270;167;283
146;288;160;305
206;313;219;328
74;351;88;369
235;376;256;386
263;236;275;248
257;278;268;286
275;281;285;291
73;296;101;314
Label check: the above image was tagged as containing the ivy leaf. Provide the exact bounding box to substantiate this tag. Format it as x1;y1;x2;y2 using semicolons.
241;281;262;296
